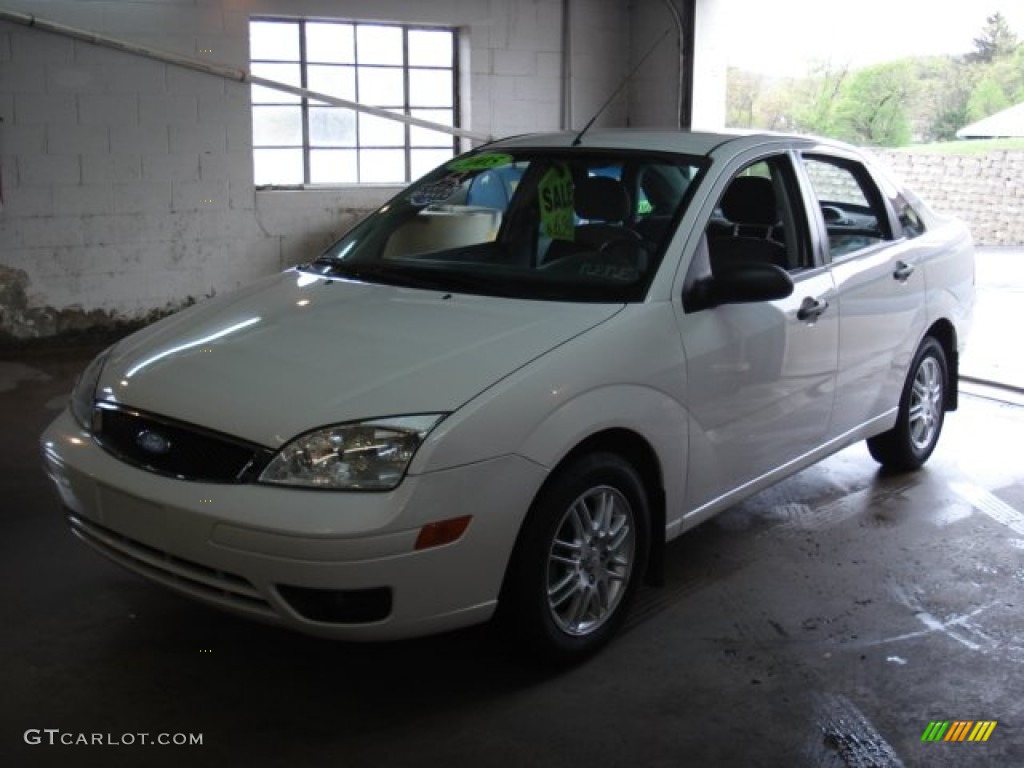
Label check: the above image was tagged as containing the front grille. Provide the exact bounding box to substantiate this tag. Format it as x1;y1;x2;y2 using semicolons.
94;403;273;483
68;513;277;619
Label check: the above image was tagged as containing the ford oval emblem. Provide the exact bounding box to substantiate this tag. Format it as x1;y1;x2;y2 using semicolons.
136;429;171;455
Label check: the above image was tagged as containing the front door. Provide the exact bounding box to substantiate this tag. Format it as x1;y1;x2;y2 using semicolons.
676;152;839;511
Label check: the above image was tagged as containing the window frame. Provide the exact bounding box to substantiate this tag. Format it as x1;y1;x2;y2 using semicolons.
250;17;460;188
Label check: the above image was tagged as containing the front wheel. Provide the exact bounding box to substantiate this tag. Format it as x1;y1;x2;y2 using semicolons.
867;336;948;471
500;453;650;664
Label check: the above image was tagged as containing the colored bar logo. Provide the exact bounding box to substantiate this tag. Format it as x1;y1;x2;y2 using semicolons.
921;721;997;742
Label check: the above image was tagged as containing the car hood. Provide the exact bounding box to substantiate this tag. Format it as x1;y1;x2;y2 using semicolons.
98;271;622;447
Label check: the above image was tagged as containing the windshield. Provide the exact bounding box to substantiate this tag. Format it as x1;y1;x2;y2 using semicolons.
306;148;705;302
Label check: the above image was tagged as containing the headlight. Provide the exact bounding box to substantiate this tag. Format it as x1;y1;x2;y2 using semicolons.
70;347;112;431
259;414;445;490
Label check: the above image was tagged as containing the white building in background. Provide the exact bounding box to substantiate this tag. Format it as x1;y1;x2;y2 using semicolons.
957;102;1024;139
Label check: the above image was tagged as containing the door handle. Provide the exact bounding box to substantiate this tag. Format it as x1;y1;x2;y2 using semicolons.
893;261;915;282
797;297;829;323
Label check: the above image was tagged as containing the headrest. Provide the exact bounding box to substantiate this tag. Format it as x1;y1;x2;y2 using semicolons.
575;176;630;223
720;176;777;226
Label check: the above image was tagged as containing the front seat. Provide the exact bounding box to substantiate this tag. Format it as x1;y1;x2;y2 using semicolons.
709;176;788;271
545;176;647;269
573;176;632;243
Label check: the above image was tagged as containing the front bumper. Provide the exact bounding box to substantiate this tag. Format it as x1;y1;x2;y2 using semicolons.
41;408;545;640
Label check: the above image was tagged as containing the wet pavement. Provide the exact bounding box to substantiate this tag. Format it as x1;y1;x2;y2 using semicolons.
2;250;1024;767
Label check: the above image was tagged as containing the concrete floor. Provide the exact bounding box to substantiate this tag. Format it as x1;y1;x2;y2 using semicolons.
3;255;1024;766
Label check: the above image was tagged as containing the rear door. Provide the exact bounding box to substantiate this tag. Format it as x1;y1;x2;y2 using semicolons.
796;151;927;438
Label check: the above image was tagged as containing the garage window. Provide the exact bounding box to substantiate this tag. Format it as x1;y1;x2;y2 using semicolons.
250;18;458;187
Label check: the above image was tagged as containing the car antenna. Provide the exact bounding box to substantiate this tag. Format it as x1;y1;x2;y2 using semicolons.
571;28;670;147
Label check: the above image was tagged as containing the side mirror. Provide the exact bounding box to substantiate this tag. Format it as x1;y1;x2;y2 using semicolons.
686;262;794;312
714;262;794;304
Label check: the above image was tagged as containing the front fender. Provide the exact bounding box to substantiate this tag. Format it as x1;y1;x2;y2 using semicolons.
412;303;690;532
515;384;687;519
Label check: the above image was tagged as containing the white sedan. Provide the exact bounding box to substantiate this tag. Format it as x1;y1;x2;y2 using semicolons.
41;131;975;662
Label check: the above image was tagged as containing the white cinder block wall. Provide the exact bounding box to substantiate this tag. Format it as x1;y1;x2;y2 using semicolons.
0;0;680;340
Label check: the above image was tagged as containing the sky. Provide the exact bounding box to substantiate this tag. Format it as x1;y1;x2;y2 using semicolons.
725;0;1024;76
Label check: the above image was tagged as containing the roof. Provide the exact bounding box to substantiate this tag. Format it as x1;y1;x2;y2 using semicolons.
956;103;1024;139
485;129;819;157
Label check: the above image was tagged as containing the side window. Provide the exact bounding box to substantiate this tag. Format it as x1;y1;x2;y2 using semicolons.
898;201;925;238
702;154;811;275
869;164;928;240
800;155;894;258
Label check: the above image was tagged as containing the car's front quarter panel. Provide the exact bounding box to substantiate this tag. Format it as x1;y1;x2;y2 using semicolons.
412;302;690;527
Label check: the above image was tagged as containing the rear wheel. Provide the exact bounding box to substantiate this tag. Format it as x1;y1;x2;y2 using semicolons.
501;453;649;664
867;336;948;471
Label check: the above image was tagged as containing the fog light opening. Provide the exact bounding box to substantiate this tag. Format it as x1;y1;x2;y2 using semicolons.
276;585;392;624
415;515;472;550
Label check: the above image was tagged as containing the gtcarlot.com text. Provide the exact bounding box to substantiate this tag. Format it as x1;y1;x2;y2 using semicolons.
24;729;203;747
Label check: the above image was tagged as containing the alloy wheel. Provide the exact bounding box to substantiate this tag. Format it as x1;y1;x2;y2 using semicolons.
545;485;636;637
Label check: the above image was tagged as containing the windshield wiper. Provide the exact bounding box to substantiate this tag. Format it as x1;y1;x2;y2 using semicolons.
308;262;417;287
311;261;512;296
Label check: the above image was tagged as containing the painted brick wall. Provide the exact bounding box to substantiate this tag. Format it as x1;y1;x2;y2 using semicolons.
0;0;629;340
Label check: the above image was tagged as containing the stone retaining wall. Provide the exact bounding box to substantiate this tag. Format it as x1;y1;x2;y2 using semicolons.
877;149;1024;246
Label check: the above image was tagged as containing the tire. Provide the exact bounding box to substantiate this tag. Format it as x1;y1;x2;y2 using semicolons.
867;336;948;471
500;452;650;664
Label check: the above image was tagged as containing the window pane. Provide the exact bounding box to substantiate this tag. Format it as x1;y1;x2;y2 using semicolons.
250;19;457;187
802;157;887;257
410;148;455;180
307;65;356;104
360;149;406;183
408;69;453;108
357;67;405;106
359;113;405;147
310;149;358;183
802;159;869;206
357;25;404;66
251;62;302;104
252;106;303;146
409;109;454;146
408;29;453;67
309;108;356;147
251;20;300;61
306;22;354;64
254;148;303;185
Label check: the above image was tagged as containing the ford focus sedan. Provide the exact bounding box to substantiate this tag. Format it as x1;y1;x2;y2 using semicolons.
41;131;975;662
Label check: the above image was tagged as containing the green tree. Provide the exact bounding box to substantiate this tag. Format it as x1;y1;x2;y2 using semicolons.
724;13;1023;145
833;61;916;146
985;45;1024;102
967;76;1011;121
790;62;848;136
757;82;799;131
726;67;762;127
925;61;975;140
907;55;978;141
967;11;1019;63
